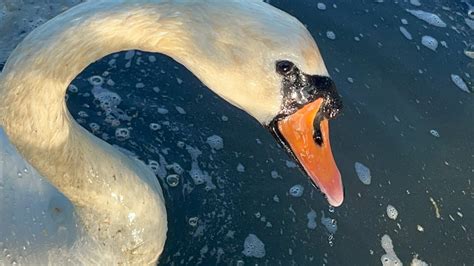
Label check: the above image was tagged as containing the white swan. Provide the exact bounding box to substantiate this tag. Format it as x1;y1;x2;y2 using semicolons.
0;0;344;264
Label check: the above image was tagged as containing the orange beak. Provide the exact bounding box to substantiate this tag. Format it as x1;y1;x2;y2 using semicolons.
276;98;343;207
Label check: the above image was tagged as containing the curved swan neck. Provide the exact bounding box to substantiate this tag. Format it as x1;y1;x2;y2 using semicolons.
0;1;205;263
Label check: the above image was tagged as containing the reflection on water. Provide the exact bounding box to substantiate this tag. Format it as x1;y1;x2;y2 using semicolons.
1;0;472;265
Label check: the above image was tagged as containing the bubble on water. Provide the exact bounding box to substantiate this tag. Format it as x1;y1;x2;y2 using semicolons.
221;115;229;121
148;55;156;62
236;163;245;173
157;108;169;114
88;75;104;86
410;0;421;6
401;18;408;25
321;214;337;234
242;234;266;258
307;210;317;229
148;159;167;178
289;184;304;197
406;9;447;27
271;170;281;179
188;217;198;227
355;162;371;185
166;174;180;187
206;135;224;150
89;123;100;132
78;111;88;118
326;31;336;40
399;26;413;40
450;74;470;93
466;18;474;29
168;163;184;175
124;50;135;60
273;195;280;202
175;106;186;114
115;128;130;141
386;205;399;220
285;160;297;168
149;123;161;131
421;36;438;51
317;3;326;10
135;82;145;89
417;225;424;232
429;129;440;138
68;84;78;93
187;146;216;190
177;141;185;149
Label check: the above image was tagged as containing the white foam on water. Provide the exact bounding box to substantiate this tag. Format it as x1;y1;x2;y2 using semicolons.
157;108;169;114
354;162;371;185
317;3;326;10
465;18;474;30
236;163;245;173
406;9;447;27
429;129;440;138
401;18;408;25
289;184;304;197
206;135;224;150
242;234;265;258
307;210;317;229
381;234;403;266
271;170;281;179
175;106;186;114
411;256;429;266
410;0;421;7
285;160;297;168
321;212;337;234
421;36;438;51
187;146;216;190
399;26;413;40
450;74;470;93
386;205;399;220
326;31;336;40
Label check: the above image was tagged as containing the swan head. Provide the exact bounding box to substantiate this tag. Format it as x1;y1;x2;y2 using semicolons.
162;1;344;206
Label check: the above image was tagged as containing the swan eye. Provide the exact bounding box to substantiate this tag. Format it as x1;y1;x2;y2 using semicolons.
276;60;295;75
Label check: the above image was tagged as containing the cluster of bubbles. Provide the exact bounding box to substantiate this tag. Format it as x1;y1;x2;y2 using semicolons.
386;205;399;220
242;234;266;258
289;184;304;197
205;135;224;151
406;9;447;27
89;75;131;127
354;162;371;185
421;36;438;51
380;235;403;266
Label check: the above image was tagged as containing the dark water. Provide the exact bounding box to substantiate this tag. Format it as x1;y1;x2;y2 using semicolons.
5;0;472;265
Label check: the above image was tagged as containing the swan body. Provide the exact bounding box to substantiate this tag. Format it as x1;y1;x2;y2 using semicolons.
0;0;340;264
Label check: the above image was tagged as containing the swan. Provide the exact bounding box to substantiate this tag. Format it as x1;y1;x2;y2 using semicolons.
0;0;344;264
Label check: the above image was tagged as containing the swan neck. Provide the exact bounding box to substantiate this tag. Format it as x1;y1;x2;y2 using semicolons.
0;2;178;262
